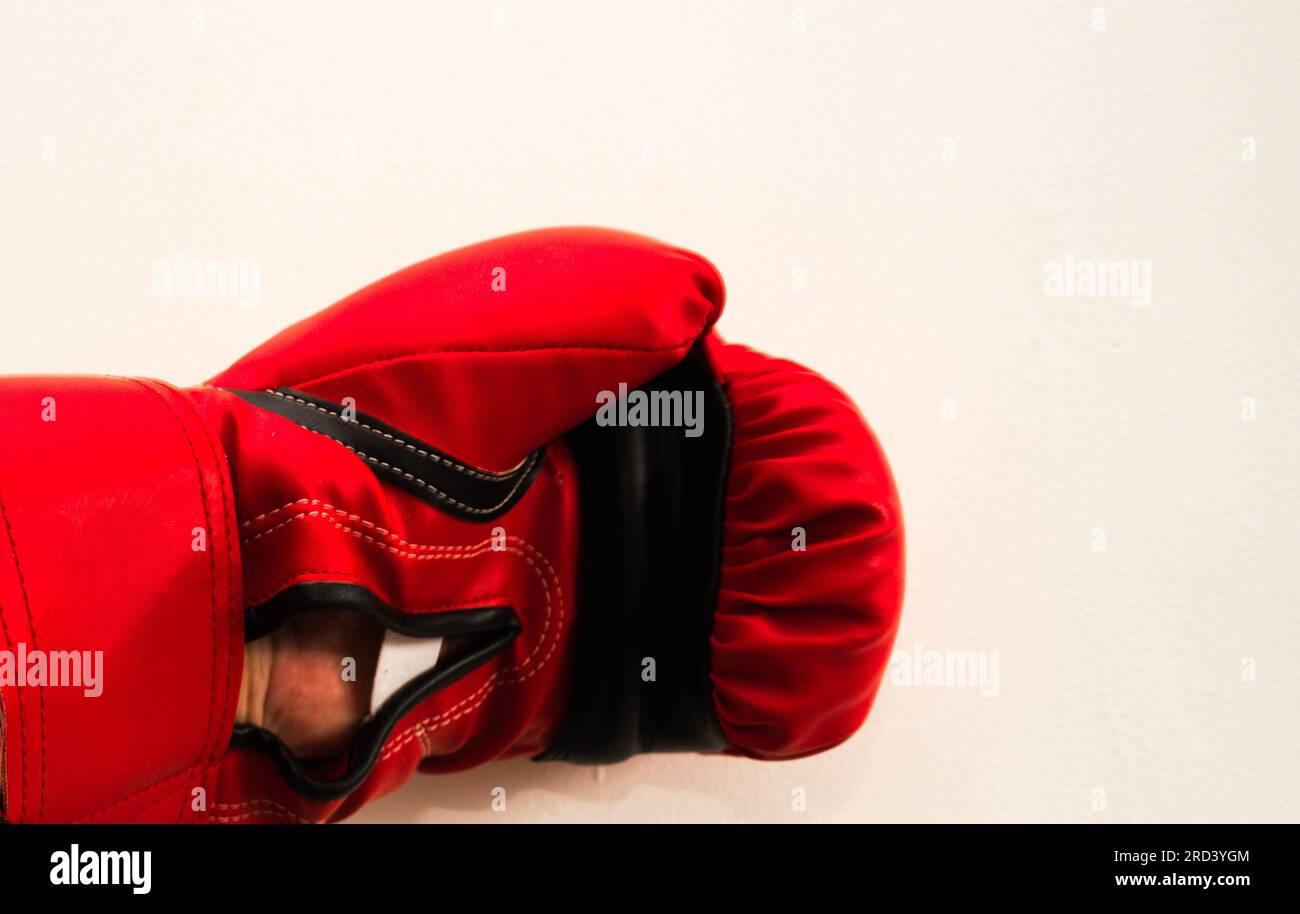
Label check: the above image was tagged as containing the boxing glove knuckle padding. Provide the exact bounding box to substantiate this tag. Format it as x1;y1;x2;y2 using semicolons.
0;227;904;823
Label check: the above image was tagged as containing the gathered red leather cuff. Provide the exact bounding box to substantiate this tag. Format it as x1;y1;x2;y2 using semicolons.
0;376;241;823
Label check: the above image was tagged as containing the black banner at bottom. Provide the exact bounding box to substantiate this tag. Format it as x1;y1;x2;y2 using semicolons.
0;823;1284;899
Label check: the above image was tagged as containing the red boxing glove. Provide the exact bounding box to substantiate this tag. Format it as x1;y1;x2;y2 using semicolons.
0;227;903;823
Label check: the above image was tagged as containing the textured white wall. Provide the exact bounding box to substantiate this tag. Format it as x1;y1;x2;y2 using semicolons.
1;1;1296;822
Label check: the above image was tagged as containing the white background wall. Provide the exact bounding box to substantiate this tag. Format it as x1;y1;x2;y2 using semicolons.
2;1;1296;822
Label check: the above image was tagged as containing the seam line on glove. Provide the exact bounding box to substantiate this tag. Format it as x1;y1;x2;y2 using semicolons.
69;765;198;824
217;523;563;823
263;390;529;481
236;502;563;765
126;379;227;824
0;578;29;818
241;519;558;678
209;799;313;824
0;489;43;820
275;422;541;517
379;536;563;760
174;381;243;823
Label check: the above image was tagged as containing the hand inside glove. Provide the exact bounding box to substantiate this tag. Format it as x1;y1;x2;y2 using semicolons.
0;227;903;824
234;613;489;763
235;610;383;760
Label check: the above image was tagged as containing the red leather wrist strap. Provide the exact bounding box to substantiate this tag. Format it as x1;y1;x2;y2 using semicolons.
0;376;242;823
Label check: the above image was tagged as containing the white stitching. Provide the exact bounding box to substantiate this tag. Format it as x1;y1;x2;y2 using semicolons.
237;504;565;760
242;519;556;666
282;422;539;516
265;390;527;482
209;798;315;824
219;510;566;822
379;535;563;760
209;810;312;824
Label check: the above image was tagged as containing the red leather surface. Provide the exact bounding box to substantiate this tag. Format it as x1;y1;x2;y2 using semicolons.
197;390;584;823
1;227;723;823
706;340;905;760
0;377;240;823
214;226;725;472
199;227;723;822
0;227;904;823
